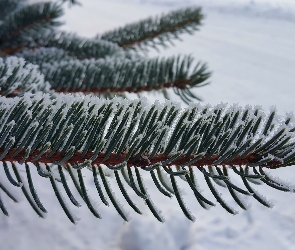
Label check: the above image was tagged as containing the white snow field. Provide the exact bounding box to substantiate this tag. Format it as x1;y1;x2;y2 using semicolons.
1;0;295;249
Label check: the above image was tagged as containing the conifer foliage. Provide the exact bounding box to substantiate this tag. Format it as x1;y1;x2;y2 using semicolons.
0;0;295;223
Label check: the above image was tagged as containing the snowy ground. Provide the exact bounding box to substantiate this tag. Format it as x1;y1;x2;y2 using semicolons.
2;0;295;249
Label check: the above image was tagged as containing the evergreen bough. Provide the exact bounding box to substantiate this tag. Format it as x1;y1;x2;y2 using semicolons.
0;0;294;223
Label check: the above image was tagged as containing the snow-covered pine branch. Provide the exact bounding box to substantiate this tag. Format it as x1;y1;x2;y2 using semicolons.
0;94;294;221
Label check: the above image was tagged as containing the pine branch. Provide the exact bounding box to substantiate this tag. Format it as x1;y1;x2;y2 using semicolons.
0;94;294;221
100;7;204;50
0;2;63;55
17;53;210;102
1;95;291;169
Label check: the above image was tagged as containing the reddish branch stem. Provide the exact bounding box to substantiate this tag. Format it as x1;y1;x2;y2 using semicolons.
0;147;282;169
54;79;190;94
